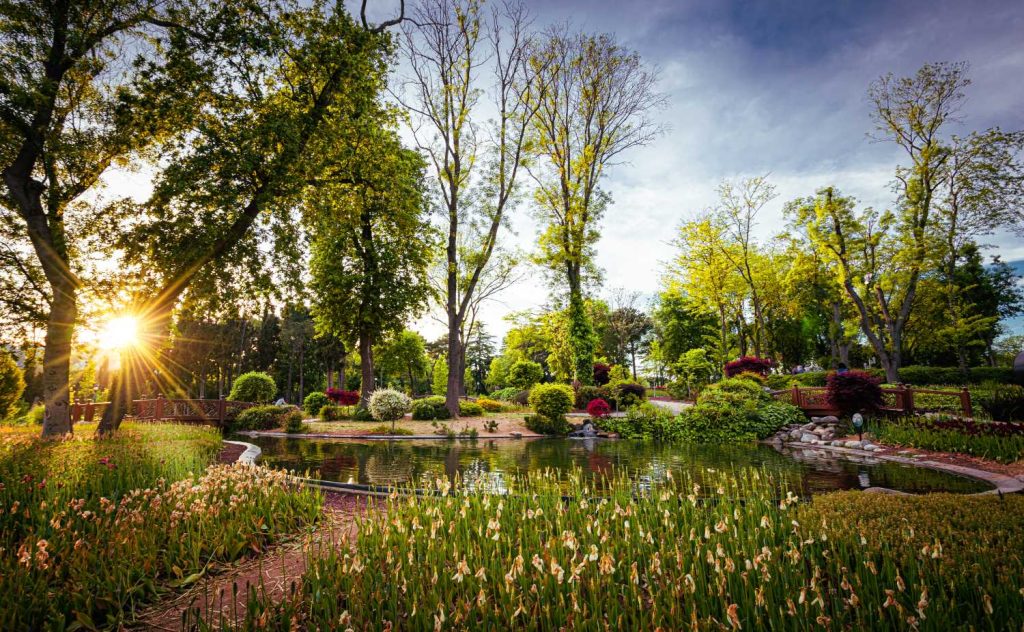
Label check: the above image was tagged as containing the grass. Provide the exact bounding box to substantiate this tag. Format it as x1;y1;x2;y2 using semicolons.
190;468;1023;630
0;422;322;629
875;416;1024;463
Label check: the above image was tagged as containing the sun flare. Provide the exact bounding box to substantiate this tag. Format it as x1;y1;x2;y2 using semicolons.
97;315;140;351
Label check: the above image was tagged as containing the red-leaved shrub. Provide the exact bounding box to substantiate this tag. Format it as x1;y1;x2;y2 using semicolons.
593;363;611;386
826;370;883;416
724;356;772;377
586;398;611;419
326;388;360;406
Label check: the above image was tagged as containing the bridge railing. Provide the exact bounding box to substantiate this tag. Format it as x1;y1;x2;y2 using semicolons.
771;384;973;418
70;397;257;426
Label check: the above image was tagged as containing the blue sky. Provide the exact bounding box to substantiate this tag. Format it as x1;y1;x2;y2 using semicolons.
399;0;1024;341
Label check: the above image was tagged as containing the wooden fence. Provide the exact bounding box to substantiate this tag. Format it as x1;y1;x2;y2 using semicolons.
70;397;256;426
773;384;974;418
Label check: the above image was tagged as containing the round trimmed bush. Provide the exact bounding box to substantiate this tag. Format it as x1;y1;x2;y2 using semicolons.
230;404;295;432
411;396;450;421
586;398;611;419
458;400;484;417
528;383;575;422
476;397;504;413
508;361;544;390
616;382;647;408
228;372;277;404
284;409;305;433
369;388;411;422
303;392;331;416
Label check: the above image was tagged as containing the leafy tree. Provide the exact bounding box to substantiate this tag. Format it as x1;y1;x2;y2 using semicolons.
228;372;277;404
607;296;654;380
508;360;543;390
527;27;663;384
0;348;25;419
377;330;428;394
432;359;449;396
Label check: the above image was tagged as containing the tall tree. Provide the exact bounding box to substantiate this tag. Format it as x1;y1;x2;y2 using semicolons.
399;0;536;416
527;26;663;384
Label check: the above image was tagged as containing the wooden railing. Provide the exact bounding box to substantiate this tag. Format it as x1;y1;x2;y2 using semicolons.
773;384;974;418
70;397;257;426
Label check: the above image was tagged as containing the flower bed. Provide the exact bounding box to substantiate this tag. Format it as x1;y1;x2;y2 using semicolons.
876;416;1024;463
196;469;1024;630
0;423;321;629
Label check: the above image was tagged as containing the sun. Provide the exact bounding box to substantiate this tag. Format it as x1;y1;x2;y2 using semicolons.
97;315;140;351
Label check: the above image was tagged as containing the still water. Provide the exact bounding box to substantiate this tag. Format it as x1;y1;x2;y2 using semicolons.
240;436;992;495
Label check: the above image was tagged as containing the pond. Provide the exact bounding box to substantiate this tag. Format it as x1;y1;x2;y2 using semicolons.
240;436;993;495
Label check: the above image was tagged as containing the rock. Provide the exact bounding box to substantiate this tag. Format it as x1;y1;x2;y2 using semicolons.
817;416;840;424
862;443;878;451
844;440;864;449
569;422;598;438
510;432;522;439
800;433;819;443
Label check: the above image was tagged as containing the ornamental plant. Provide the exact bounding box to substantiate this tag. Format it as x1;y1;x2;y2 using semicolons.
826;370;883;416
586;398;611;419
326;388;360;406
227;371;277;403
723;356;772;378
508;360;544;390
527;383;575;435
592;362;611;386
368;388;411;433
303;392;331;416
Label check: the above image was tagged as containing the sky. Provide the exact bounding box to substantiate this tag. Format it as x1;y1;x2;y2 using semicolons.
402;0;1024;343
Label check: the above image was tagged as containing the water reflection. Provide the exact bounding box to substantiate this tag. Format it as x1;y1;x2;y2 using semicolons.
241;436;992;495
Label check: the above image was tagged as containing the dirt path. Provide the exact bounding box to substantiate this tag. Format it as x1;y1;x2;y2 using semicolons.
132;493;370;630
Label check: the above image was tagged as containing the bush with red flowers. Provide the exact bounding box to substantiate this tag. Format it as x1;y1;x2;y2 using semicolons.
826;370;883;416
586;398;611;419
723;356;772;378
326;388;360;406
592;363;611;386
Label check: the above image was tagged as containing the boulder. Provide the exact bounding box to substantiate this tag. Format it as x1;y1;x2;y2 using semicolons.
844;440;864;449
800;433;819;443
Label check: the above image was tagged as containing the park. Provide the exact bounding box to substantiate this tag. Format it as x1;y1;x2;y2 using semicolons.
2;0;1024;629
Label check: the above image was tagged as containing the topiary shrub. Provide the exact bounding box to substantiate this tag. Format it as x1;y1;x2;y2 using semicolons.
700;377;772;405
734;371;767;386
592;362;611;386
586;398;611;419
303;392;331;416
490;387;519;402
230;404;296;432
0;349;26;420
508;361;544;390
723;356;772;378
476;397;504;413
411;396;450;421
826;370;883;416
326;388;360;406
369;389;411;422
319;405;350;421
978;383;1024;422
458;400;484;417
228;371;277;404
616;382;646;408
284;409;306;433
527;383;575;435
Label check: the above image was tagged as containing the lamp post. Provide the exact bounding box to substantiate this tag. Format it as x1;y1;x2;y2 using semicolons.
852;413;864;442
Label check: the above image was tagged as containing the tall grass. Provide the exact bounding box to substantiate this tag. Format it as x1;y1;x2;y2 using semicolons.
198;468;1023;630
0;422;322;629
876;416;1024;463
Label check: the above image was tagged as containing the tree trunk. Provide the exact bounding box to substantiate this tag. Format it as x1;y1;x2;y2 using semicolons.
39;287;76;436
566;263;595;385
445;323;462;418
359;330;375;406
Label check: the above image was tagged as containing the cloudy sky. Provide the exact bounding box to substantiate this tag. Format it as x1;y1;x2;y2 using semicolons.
404;0;1024;342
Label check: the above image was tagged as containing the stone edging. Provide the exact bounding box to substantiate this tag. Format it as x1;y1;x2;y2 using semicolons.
223;440;262;465
787;441;1023;496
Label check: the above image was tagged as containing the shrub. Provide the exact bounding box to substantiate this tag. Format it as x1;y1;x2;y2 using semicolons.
826;370;883;416
616;382;646;408
511;389;531;406
508;361;544;390
459;400;484;417
411;396;450;421
228;371;277;404
596;403;681;441
592;362;611;386
476;397;504;413
352;406;375;422
671;348;716;400
759;401;807;428
586;398;611;419
700;377;772;405
876;415;1024;463
284;410;306;433
0;349;26;419
303;392;331;416
319;405;350;421
369;424;414;436
734;371;766;385
978;383;1024;422
369;389;411;422
490;387;519;402
21;404;45;425
527;383;575;433
326;388;360;406
524;414;572;435
723;356;772;378
576;385;616;410
229;405;296;432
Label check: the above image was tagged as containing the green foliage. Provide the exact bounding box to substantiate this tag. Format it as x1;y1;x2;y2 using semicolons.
576;385;617;410
230;405;297;432
431;360;448;396
596;403;682;442
475;398;505;413
319;405;351;422
0;350;25;420
368;389;411;423
411;396;451;421
486;355;515;392
458;401;484;417
759;401;808;429
876;417;1024;463
669;348;715;400
527;383;575;424
615;382;647;408
303;392;331;416
228;372;277;404
524;414;572;436
508;360;544;390
352;406;375;422
368;425;414;436
671;378;788;443
284;410;306;434
701;377;772;405
977;383;1024;422
490;387;519;401
0;423;320;629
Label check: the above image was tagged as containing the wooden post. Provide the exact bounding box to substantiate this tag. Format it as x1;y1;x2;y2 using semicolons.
960;387;973;419
903;384;914;416
791;384;800;408
154;396;164;421
218;398;227;427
